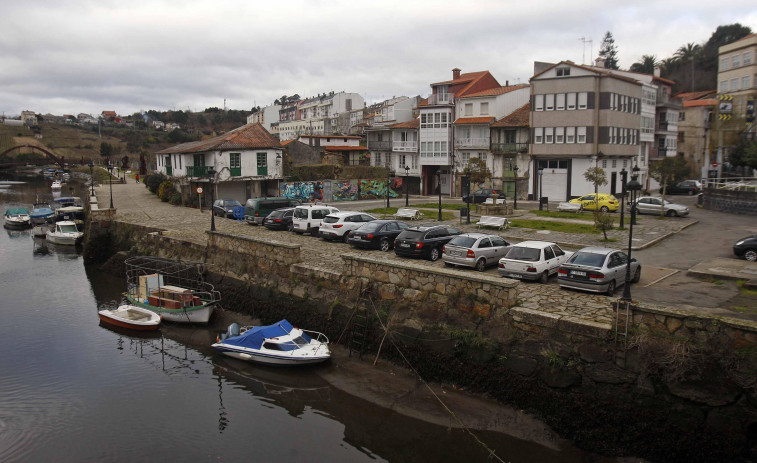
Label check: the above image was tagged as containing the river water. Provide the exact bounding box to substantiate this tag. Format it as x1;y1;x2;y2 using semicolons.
0;170;607;462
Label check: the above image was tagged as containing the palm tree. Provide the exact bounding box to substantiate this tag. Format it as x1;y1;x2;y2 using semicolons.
630;55;659;74
675;42;702;91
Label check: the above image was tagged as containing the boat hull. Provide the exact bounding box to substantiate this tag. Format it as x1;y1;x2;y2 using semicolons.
125;294;215;324
4;218;31;229
46;232;83;245
211;345;331;365
98;306;161;331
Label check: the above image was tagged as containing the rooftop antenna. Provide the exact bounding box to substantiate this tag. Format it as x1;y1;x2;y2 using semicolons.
579;36;593;64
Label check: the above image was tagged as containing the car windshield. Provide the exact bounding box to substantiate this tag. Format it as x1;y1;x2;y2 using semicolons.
358;222;383;232
398;230;424;240
448;236;477;248
294;208;307;219
505;246;541;261
268;210;284;218
225;200;241;207
569;252;606;267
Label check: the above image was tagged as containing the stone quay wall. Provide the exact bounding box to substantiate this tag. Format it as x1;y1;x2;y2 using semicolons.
703;187;757;215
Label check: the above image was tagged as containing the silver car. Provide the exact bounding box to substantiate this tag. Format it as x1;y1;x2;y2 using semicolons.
634;196;689;217
442;233;511;271
497;241;572;283
557;246;641;295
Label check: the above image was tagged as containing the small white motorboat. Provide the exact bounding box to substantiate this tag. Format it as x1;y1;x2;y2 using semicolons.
46;221;83;245
51;180;62;190
98;305;161;331
3;208;31;229
212;319;331;366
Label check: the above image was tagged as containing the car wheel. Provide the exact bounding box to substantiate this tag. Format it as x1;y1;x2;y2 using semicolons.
600;206;610;212
539;271;549;284
744;249;757;262
606;280;616;296
342;233;350;243
475;258;486;272
287;223;294;232
379;238;391;252
428;247;440;261
688;190;695;196
666;209;677;217
632;267;641;283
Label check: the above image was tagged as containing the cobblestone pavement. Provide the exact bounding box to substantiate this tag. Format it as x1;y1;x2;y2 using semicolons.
91;181;722;327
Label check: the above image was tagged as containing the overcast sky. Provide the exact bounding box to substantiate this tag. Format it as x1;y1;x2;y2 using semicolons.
1;0;755;118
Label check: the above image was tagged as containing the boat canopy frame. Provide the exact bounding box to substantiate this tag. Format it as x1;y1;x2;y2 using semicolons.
124;256;221;304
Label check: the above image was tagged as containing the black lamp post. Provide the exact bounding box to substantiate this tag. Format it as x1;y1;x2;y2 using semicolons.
622;166;642;302
386;171;391;209
631;164;639;226
404;165;410;206
108;161;114;209
537;167;544;210
207;166;216;232
436;170;442;221
619;167;627;228
513;165;519;210
88;160;94;196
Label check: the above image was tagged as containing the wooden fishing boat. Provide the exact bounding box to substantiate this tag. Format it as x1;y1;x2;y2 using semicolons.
98;305;161;331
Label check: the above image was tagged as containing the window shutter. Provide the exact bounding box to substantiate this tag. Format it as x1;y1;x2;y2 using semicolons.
587;92;595;109
598;126;609;144
585;126;594;143
599;92;610;109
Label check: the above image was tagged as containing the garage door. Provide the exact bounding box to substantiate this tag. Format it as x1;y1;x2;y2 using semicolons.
216;181;247;203
540;171;568;202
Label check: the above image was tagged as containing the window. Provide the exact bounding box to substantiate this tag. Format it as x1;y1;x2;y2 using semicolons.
567;93;576;110
556;67;571;76
534;94;544;111
230;153;241;176
545;94;555;110
744;51;753;66
375;152;382;164
678;131;685;143
556;93;565;110
623;160;628;168
577;127;586;143
257;152;267;175
464;103;473;116
460;152;470;164
731;78;739;91
566;126;575;143
545;127;554;143
578;92;588;109
534;128;543;144
610;93;617;110
732;54;741;68
743;76;750;90
602;160;607;168
679;112;686;121
612;159;617;168
720;80;728;93
555;127;564;143
477;152;487;162
480;102;489;115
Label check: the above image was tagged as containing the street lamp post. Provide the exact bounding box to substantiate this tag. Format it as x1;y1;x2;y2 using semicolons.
619;167;627;228
622;166;642;302
537;167;544;210
436;170;442;221
207;166;216;232
386;171;391;209
404;165;410;207
513;165;519;210
108;161;113;209
88;160;94;196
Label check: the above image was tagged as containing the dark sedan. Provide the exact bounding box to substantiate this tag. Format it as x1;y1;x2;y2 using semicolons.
661;180;700;196
262;207;295;231
346;220;410;251
734;235;757;262
212;199;244;218
394;225;462;261
462;188;501;204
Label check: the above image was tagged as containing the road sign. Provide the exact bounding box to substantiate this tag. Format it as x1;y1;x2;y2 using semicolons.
196;187;203;194
712;162;718;167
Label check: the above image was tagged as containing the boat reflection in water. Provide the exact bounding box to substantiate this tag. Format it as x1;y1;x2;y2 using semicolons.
6;228;31;239
32;236;82;260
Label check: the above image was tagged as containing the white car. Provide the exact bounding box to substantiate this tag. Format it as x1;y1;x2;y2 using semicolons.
497;241;573;283
292;205;340;235
634;196;690;217
318;212;377;242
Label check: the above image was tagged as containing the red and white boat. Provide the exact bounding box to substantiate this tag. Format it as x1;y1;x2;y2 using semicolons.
98;304;161;331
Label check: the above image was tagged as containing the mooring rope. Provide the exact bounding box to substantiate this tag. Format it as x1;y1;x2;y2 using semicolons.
367;303;505;463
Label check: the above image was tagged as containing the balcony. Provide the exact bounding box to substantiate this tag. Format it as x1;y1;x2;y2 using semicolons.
392;141;418;152
454;137;490;149
426;93;455;105
367;140;392;150
491;142;529;154
185;165;209;177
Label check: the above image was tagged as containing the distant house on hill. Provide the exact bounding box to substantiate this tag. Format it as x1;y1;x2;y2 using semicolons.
101;110;117;120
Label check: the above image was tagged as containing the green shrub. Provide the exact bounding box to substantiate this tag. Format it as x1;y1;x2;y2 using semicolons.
145;173;165;193
158;181;174;202
169;191;183;205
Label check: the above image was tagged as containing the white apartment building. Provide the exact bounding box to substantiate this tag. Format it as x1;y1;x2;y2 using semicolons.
246;104;281;132
277;91;364;141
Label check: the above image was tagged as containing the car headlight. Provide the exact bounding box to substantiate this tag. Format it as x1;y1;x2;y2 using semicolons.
736;240;746;246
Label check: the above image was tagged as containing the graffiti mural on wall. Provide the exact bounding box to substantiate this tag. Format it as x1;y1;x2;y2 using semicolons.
359;178;401;200
280;181;324;202
332;181;358;201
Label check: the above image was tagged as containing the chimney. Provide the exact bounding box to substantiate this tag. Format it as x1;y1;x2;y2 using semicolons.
505;80;509;86
653;66;661;77
452;68;461;80
595;57;606;68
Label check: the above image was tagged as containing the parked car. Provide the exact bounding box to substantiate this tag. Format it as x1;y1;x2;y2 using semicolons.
661;180;700;196
442;233;511;271
245;197;300;225
394;225;462;261
262;207;295;231
733;235;757;262
557;246;641;295
212;199;243;218
633;196;690;217
462;188;500;204
346;219;410;251
497;241;572;283
568;193;619;212
318;212;378;242
291;204;340;235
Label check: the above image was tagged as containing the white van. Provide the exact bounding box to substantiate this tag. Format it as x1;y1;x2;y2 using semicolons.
292;204;340;235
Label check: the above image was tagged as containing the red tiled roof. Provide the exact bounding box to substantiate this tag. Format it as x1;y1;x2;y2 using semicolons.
491;103;530;128
733;33;757;43
453;116;495;125
675;90;717;101
101;111;117;117
302;134;362;139
281;139;297;146
431;71;488;87
324;146;368;151
683;99;718;108
157;123;281;154
390;118;419;129
461;84;529;98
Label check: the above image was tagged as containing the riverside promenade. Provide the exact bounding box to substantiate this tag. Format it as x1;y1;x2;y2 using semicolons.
91;180;757;328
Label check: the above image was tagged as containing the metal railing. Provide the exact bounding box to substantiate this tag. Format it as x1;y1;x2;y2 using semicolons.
454;137;490;149
426;93;455;105
491;142;528;153
367;140;391;150
392;141;418;152
185;165;209;177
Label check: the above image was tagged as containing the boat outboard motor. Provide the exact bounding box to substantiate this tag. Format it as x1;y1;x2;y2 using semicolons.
219;323;240;341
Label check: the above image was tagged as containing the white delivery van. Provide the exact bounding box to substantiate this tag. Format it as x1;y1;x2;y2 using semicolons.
292;204;340;235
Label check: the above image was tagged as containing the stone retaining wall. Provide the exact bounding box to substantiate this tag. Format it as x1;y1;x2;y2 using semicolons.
703;188;757;215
